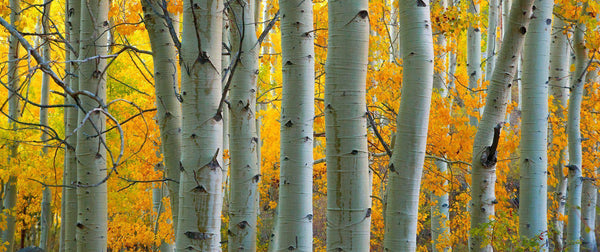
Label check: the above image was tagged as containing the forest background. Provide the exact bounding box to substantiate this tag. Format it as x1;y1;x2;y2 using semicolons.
0;0;598;251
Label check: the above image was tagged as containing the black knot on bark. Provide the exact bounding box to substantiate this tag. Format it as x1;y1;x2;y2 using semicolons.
357;10;368;19
519;26;527;35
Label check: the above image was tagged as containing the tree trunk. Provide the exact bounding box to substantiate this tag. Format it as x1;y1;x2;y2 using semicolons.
324;0;371;250
141;0;182;235
39;0;52;153
581;178;597;251
175;0;224;250
548;17;569;252
467;0;481;126
274;0;314;250
517;0;552;248
3;0;22;249
431;162;450;252
468;0;535;251
383;1;434;250
485;0;499;81
565;16;586;252
62;0;80;249
227;0;260;250
39;187;51;250
76;0;110;249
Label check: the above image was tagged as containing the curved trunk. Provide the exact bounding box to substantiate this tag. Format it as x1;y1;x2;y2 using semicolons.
324;0;371;250
76;0;110;249
141;0;182;234
227;0;260;250
274;0;314;250
383;0;434;250
548;17;569;252
468;0;535;251
175;0;224;250
565;17;586;252
517;0;552;248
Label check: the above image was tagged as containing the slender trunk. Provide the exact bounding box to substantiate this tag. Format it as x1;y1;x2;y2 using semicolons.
389;0;400;61
431;162;450;252
485;0;499;81
468;0;535;251
3;0;22;249
566;16;586;252
273;0;314;250
467;0;481;126
325;0;371;250
227;1;260;250
62;0;80;250
517;0;552;248
141;0;182;235
76;0;110;249
383;1;434;250
175;0;224;250
60;0;69;249
39;0;52;153
39;187;51;250
581;178;597;251
548;17;569;252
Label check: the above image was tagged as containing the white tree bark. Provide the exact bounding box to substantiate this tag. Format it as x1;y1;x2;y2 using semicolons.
517;0;552;248
227;0;260;250
581;178;597;251
62;0;80;250
324;0;371;250
485;0;499;81
76;0;110;249
431;162;450;252
383;0;434;251
141;0;182;234
175;0;224;250
39;187;51;250
548;17;569;252
565;17;586;252
39;0;52;153
467;0;481;126
274;0;314;250
468;0;535;251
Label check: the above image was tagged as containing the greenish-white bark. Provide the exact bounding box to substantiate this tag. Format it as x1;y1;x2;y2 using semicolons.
383;1;434;251
548;17;569;252
565;18;586;252
175;0;224;250
273;0;314;250
141;0;182;234
227;1;260;250
324;0;371;250
62;0;80;250
485;0;499;81
2;0;21;249
467;0;481;126
468;0;535;251
581;178;597;251
389;0;400;61
39;187;51;250
431;161;450;252
76;0;110;249
517;0;552;248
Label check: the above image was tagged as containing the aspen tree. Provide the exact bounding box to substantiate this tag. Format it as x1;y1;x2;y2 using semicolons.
324;0;371;250
566;16;586;252
518;0;552;248
76;0;110;249
175;0;224;250
383;0;434;250
40;0;51;152
227;0;260;250
581;178;596;251
2;0;22;249
274;0;314;250
485;0;499;81
39;187;51;250
548;17;569;252
62;0;80;249
467;0;481;126
141;0;182;233
468;0;535;250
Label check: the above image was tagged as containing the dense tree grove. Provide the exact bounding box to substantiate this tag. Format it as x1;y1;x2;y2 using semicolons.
0;0;598;251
